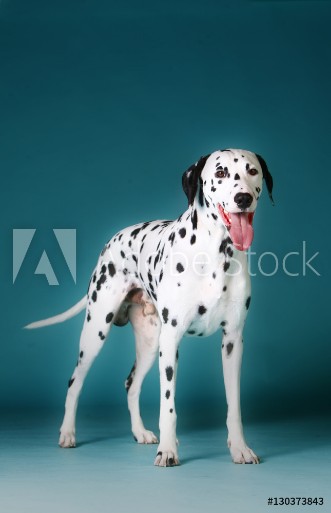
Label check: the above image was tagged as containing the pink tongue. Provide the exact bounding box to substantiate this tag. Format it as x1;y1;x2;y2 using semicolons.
229;213;254;251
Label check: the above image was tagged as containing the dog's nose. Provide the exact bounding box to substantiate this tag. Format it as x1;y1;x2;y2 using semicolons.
234;192;253;210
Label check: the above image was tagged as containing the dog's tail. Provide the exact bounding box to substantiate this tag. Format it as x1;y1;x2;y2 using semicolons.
24;296;87;329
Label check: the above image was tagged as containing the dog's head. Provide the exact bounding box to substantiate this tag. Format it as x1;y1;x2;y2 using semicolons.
182;149;274;251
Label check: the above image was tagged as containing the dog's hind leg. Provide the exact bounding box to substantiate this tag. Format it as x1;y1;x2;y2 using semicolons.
126;302;160;444
59;274;130;448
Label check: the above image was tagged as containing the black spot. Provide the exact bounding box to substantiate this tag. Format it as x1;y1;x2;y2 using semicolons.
168;232;176;246
106;312;114;323
96;273;107;291
171;319;177;327
246;163;250;170
256;187;261;193
159;269;163;282
198;332;203;337
219;237;231;253
176;350;179;361
177;282;181;287
108;262;116;277
234;173;240;180
227;247;234;257
91;290;97;302
192;209;198;230
165;390;170;399
179;227;186;238
198;305;207;315
87;312;91;322
176;263;184;273
219;239;227;253
92;273;97;283
120;250;125;259
125;362;136;392
234;158;238;162
162;308;169;323
125;377;133;392
187;330;195;335
190;234;196;245
166;366;174;381
246;296;251;310
160;351;162;357
205;197;210;208
100;245;107;256
169;409;173;413
157;451;162;457
224;261;230;272
211;186;216;192
226;342;234;356
132;254;138;263
198;179;204;207
148;270;153;282
80;351;84;358
221;321;227;327
68;377;75;388
131;227;141;238
223;285;227;291
212;272;216;279
212;213;218;221
133;436;138;442
101;264;107;274
98;331;105;340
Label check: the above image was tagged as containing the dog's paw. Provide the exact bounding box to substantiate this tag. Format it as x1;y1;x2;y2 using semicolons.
228;439;260;464
154;449;180;467
133;429;159;444
59;430;76;448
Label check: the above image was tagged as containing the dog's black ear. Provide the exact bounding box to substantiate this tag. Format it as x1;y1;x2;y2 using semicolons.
255;154;274;205
182;154;210;205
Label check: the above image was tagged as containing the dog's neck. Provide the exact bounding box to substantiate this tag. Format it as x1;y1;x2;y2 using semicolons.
180;198;230;255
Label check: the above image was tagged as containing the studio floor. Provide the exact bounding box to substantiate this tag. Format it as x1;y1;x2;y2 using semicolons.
1;408;330;513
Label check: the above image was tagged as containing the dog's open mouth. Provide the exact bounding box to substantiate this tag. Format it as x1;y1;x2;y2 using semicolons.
217;204;254;251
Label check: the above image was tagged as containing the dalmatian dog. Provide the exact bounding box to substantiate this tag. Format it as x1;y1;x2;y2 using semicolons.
25;148;273;467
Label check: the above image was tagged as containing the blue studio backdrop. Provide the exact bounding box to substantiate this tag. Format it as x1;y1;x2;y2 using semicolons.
1;0;330;426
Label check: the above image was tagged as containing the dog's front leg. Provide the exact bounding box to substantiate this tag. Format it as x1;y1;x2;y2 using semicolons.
221;330;260;464
154;327;180;467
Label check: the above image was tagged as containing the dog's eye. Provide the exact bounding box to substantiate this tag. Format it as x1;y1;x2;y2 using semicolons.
215;170;226;179
247;168;258;176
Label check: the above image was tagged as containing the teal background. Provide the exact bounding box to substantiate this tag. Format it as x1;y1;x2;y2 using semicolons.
1;0;330;415
1;2;331;512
